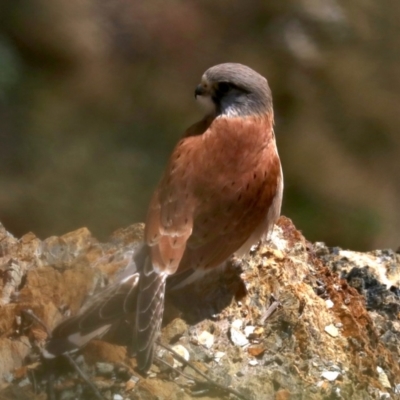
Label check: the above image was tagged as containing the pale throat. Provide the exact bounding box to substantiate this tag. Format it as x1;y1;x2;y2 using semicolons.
196;95;215;114
195;95;243;118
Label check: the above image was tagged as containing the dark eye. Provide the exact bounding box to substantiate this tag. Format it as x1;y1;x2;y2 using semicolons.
218;82;231;93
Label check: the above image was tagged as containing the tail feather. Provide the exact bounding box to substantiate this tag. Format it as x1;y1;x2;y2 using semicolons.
45;271;139;357
136;257;167;372
44;244;173;373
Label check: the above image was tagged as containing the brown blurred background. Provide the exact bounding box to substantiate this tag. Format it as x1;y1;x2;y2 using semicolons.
0;0;399;251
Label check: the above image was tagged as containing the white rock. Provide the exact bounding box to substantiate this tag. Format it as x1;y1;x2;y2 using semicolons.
230;326;249;347
244;325;255;337
197;331;214;349
321;371;340;381
377;366;391;389
231;319;243;329
214;351;225;363
324;324;339;337
269;225;288;251
325;299;334;309
171;344;190;367
248;359;258;366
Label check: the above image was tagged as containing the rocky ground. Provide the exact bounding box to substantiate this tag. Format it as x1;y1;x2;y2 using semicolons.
0;216;399;399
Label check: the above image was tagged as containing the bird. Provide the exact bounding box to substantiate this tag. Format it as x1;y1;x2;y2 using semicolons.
44;63;283;373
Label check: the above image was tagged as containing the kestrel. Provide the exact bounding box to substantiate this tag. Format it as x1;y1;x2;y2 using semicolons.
45;63;283;373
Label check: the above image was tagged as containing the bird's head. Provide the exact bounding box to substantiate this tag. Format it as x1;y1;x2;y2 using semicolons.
194;63;273;117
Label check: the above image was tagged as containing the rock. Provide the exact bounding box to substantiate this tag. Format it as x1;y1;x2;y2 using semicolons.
0;217;399;400
230;324;249;347
171;344;190;368
325;299;334;309
324;324;339;337
321;371;340;381
377;366;391;389
197;330;214;349
96;362;115;377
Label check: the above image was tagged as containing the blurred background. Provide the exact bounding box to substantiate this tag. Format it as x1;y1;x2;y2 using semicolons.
0;0;399;251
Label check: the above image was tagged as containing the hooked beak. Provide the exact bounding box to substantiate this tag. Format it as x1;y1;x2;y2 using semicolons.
194;84;207;98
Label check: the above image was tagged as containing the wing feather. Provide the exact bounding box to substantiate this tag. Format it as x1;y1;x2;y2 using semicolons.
46;271;139;357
